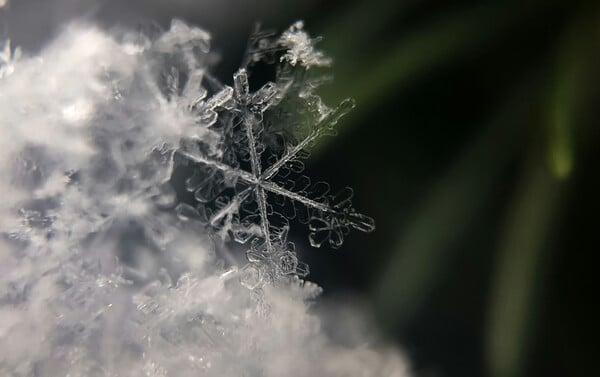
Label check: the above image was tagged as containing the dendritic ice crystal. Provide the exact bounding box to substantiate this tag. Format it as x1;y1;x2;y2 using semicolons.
171;20;375;287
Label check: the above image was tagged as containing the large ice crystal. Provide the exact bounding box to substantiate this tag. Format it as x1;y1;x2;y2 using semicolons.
172;20;375;288
0;18;407;377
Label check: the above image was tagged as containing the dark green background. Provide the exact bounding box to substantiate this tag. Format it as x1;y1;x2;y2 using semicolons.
3;1;598;376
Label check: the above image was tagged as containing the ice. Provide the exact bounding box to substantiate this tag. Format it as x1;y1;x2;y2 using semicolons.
205;86;234;110
0;18;408;377
279;21;332;68
180;29;373;281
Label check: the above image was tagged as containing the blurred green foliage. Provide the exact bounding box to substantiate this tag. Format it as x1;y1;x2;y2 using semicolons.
300;1;599;376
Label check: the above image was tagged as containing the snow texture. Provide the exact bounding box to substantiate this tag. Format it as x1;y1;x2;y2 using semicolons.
0;18;409;377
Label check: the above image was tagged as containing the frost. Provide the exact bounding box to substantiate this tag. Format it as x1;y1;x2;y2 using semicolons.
0;18;407;377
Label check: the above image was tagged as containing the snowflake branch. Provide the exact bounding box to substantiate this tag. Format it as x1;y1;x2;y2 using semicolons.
255;186;273;252
178;150;258;185
260;128;320;181
209;187;252;226
234;68;275;252
260;98;355;181
261;181;333;213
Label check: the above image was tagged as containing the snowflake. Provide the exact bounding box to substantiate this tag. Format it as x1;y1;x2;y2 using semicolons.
169;21;375;287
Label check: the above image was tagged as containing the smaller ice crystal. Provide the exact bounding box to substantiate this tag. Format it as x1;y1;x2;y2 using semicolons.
279;21;332;68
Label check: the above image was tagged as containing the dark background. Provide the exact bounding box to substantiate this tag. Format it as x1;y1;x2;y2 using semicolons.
2;1;598;377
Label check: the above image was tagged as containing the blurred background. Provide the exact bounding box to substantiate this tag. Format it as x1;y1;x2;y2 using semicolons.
2;1;598;376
